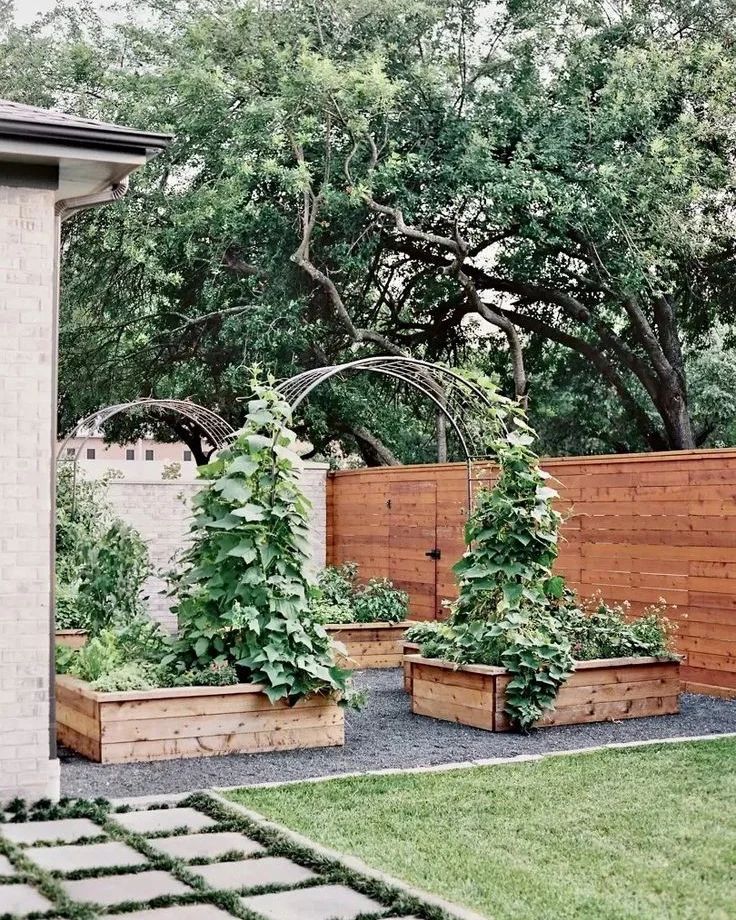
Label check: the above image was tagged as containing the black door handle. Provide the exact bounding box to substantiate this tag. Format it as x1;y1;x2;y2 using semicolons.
425;548;441;560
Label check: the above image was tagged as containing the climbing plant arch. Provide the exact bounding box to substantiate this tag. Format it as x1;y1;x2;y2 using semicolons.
56;398;236;474
276;357;518;506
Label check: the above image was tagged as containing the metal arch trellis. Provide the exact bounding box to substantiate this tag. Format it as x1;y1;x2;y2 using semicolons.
276;356;512;510
56;398;236;501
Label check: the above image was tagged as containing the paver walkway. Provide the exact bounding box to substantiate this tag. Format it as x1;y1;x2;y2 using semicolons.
0;797;457;920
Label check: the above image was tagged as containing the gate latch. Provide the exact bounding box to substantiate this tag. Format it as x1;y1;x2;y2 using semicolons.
425;547;441;560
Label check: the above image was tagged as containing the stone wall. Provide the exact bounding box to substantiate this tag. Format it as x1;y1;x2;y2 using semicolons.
0;183;60;801
106;464;328;631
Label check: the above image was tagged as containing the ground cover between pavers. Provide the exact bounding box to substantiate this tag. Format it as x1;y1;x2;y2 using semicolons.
0;794;465;920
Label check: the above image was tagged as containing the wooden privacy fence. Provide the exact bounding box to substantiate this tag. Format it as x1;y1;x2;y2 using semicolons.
326;448;736;699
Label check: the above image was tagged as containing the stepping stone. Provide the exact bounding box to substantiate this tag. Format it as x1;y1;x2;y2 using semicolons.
0;883;54;915
191;855;315;891
113;807;216;835
0;853;16;876
26;839;146;873
241;883;385;920
119;908;234;920
61;869;190;906
148;831;264;861
1;817;101;845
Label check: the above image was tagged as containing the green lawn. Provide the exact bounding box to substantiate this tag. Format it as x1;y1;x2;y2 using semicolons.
227;739;736;920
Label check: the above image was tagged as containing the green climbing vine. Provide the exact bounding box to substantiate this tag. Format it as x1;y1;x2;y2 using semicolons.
414;371;575;731
168;373;351;704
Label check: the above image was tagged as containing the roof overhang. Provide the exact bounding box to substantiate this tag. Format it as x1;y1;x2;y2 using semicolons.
0;106;172;202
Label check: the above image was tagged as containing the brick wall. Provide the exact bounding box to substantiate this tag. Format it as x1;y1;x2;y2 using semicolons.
0;184;60;800
106;464;328;630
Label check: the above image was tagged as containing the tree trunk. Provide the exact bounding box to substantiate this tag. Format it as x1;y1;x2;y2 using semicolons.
436;410;448;462
658;383;696;450
350;424;401;466
167;418;212;465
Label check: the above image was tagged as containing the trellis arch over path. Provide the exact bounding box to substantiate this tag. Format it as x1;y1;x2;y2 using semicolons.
56;398;236;469
276;356;510;507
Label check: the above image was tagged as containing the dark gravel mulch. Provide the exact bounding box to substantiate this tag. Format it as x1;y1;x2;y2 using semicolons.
60;669;736;799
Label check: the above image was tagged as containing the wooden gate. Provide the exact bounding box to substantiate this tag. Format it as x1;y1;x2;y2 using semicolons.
388;479;439;620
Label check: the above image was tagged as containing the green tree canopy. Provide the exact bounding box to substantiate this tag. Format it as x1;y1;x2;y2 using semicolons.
2;0;735;458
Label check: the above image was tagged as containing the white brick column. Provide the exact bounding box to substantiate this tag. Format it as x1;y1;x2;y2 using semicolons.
0;181;60;801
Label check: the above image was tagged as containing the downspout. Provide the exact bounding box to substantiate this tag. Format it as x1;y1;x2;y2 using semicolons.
48;177;130;764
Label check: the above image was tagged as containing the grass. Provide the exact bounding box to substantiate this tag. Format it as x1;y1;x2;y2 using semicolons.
226;738;736;920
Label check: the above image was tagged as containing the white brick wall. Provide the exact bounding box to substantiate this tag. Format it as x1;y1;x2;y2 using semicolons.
106;464;328;631
0;184;60;801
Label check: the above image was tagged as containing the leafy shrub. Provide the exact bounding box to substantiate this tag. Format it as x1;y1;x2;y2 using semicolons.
311;563;358;623
562;595;676;661
55;618;240;691
56;614;168;689
312;564;408;624
352;578;409;623
432;384;575;731
55;644;77;675
404;621;442;644
418;619;503;665
168;664;239;687
62;631;125;684
168;373;351;704
55;466;150;634
75;521;150;634
91;661;159;692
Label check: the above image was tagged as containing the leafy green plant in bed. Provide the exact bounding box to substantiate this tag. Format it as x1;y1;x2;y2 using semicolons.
168;372;351;704
55;465;150;635
55;619;165;690
311;563;357;623
404;621;441;645
312;563;408;624
353;577;409;622
55;615;241;691
563;595;676;661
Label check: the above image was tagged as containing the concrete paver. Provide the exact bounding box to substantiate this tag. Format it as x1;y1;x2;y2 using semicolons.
0;883;54;915
26;839;146;873
117;907;235;920
113;807;215;835
190;855;315;891
241;883;385;920
61;869;190;905
147;831;263;861
0;818;101;845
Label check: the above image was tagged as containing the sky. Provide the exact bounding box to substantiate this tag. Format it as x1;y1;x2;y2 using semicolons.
13;0;59;23
12;0;112;25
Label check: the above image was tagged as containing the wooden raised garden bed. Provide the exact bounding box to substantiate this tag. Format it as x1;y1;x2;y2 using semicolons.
407;654;680;731
55;629;88;650
326;621;415;669
56;674;344;763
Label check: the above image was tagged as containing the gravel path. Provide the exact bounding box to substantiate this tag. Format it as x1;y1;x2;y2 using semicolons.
60;669;736;798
